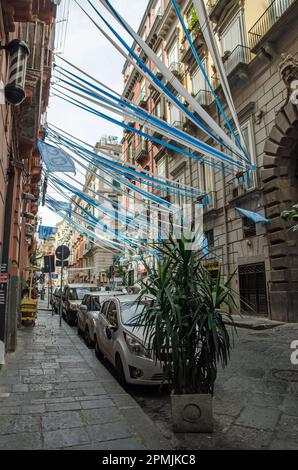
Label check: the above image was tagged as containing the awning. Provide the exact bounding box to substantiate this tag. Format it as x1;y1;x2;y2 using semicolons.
236;207;269;224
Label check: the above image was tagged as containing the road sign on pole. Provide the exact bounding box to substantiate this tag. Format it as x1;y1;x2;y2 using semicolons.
55;245;70;327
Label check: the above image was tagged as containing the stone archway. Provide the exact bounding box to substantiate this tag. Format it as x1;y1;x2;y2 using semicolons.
262;55;298;322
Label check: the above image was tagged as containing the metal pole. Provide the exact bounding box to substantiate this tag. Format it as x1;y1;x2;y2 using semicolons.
59;262;63;327
51;278;54;316
47;273;50;309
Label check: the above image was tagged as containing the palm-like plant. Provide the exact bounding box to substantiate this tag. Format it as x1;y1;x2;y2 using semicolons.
135;234;236;395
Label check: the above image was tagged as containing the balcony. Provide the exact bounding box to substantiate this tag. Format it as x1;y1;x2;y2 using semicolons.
248;0;298;53
180;32;205;64
168;62;183;79
137;92;149;108
135;140;149;164
194;89;212;107
223;45;252;80
206;0;238;23
152;66;163;80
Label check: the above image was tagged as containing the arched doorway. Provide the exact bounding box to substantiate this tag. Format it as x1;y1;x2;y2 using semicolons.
262;58;298;322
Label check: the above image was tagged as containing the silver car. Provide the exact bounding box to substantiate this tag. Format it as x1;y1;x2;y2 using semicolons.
77;291;124;347
94;295;164;385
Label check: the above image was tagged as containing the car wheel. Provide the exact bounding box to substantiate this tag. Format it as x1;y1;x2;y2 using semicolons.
84;327;92;347
94;337;103;360
115;354;127;386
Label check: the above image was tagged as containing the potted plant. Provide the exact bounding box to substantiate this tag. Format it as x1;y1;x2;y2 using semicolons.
135;234;236;432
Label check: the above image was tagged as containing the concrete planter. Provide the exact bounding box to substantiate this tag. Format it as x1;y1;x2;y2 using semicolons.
171;393;213;433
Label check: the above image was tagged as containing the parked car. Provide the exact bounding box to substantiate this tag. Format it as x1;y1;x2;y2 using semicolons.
51;288;62;313
62;283;98;325
94;295;164;385
77;291;124;347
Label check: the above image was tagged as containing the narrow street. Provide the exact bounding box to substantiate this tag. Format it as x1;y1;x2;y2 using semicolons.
1;301;297;450
130;324;298;450
0;301;169;450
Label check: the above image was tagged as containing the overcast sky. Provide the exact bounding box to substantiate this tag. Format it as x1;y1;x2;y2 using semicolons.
39;0;149;228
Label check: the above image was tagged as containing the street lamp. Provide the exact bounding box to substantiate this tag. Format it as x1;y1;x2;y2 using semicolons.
0;39;30;105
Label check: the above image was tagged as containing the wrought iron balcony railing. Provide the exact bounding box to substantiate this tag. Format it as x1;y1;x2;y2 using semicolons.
248;0;296;51
135;139;148;163
223;45;252;76
168;61;183;78
195;89;212;107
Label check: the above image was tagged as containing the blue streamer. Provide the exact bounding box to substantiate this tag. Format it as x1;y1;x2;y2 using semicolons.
87;0;245;161
171;0;250;163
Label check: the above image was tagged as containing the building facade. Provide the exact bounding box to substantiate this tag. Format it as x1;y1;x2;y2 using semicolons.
0;1;58;361
121;0;298;321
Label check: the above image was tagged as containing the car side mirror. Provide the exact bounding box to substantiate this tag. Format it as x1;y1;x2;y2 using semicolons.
106;325;117;339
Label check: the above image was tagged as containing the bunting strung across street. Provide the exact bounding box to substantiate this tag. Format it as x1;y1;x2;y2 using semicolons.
236;208;269;224
51;63;249;172
38;225;58;241
88;0;248;163
45;128;208;204
37;140;76;174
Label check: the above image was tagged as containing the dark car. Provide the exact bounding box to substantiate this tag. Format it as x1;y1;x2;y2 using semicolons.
62;283;98;325
51;288;62;313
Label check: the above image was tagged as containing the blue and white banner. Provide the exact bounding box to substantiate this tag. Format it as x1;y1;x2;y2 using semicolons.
236;207;269;224
38;225;58;240
37;140;76;174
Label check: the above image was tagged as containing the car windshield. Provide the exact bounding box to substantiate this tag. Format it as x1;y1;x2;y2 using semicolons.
90;297;101;311
69;288;95;301
120;301;148;326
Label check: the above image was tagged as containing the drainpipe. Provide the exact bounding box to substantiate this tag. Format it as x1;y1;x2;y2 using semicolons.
216;107;229;282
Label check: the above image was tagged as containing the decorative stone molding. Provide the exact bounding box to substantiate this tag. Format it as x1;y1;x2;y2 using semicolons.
279;53;298;105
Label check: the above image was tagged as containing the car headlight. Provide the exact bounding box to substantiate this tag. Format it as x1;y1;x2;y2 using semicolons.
123;332;151;359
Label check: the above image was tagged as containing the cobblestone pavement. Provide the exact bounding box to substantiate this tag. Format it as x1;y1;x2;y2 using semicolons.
131;322;298;450
0;305;170;450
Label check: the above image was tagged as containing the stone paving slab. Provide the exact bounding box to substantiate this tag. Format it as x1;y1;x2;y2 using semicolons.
0;305;171;450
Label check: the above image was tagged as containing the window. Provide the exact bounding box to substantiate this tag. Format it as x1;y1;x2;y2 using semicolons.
153;0;162;17
221;14;245;54
205;229;214;249
154;99;162;118
106;301;118;326
191;59;208;96
102;301;110;316
200;160;214;193
175;173;186;207
157;157;166;178
243;217;256;238
140;78;146;100
167;40;179;67
235;120;256;189
169;102;181;125
127;142;134;162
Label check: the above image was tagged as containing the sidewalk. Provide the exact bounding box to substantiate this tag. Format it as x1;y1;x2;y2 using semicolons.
0;301;171;450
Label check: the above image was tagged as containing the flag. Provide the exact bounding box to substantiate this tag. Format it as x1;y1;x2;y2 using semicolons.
236;207;269;224
37;140;76;174
38;226;58;241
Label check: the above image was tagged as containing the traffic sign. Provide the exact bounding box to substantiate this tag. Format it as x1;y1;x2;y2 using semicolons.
55;245;70;261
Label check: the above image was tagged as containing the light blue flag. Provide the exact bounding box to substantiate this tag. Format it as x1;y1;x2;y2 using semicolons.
37;140;76;174
38;226;58;240
236;207;269;224
46;197;71;214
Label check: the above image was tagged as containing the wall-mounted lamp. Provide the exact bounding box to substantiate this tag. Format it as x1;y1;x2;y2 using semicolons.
21;211;35;220
22;192;36;201
0;39;30;105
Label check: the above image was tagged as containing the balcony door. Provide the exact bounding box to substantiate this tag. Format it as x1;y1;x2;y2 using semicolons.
221;13;246;55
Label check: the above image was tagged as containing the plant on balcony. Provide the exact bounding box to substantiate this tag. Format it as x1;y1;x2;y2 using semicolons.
135;233;236;432
281;203;298;231
188;7;200;35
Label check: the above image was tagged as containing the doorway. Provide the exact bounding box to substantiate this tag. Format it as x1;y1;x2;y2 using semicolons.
239;263;268;316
